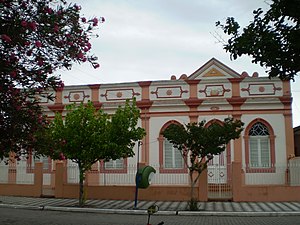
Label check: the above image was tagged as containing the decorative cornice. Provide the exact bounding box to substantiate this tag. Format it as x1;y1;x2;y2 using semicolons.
279;96;293;106
88;84;101;89
136;100;153;109
228;78;245;84
92;102;103;110
184;98;203;107
227;97;247;106
48;104;65;114
185;79;201;85
138;81;152;87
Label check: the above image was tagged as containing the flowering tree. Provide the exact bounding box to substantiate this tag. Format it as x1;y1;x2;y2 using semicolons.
0;0;104;160
37;101;145;207
162;118;243;210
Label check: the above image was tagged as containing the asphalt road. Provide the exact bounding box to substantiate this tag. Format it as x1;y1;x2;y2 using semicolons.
1;208;300;225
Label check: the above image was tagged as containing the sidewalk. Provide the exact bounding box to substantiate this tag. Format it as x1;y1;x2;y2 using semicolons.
0;196;300;216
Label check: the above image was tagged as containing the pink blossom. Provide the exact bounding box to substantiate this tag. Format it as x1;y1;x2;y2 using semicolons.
35;41;42;47
10;71;17;78
28;22;37;31
77;51;84;59
59;154;66;160
24;41;30;46
1;34;12;43
21;20;27;27
92;17;98;26
74;4;81;11
26;50;32;56
47;67;53;74
21;1;27;8
38;116;43;124
45;7;53;14
53;24;59;33
37;59;44;66
93;63;100;69
81;17;86;23
10;54;17;61
57;81;64;89
101;17;105;23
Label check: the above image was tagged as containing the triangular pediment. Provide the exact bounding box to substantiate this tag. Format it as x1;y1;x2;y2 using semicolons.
188;58;240;80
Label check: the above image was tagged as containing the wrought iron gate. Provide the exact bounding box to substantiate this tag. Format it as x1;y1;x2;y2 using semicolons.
207;150;232;200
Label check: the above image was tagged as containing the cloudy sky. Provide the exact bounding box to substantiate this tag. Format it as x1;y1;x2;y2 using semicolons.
60;0;300;127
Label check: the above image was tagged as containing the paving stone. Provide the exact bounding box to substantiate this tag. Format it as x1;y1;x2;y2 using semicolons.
222;202;234;211
258;202;273;212
274;202;293;211
1;196;300;215
231;202;244;212
239;202;253;212
265;202;282;211
205;202;215;211
284;202;300;211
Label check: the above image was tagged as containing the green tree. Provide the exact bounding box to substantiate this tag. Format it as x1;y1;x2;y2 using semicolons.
0;0;104;160
216;0;300;80
37;101;145;207
162;118;243;210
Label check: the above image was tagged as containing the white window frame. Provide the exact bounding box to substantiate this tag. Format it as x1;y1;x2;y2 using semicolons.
164;140;183;169
105;159;124;169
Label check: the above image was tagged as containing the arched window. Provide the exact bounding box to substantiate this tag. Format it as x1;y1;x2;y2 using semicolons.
158;120;186;173
249;122;270;167
164;139;184;169
244;119;276;172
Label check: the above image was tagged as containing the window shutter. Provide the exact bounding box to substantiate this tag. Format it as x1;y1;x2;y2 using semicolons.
249;137;259;166
164;140;183;169
164;140;173;168
174;148;183;168
260;137;270;167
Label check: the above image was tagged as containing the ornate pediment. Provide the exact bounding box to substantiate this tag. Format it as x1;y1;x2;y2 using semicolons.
188;58;240;80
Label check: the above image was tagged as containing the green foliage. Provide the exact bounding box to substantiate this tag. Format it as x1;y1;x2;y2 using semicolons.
162;118;244;210
216;0;300;80
163;118;244;173
37;100;145;206
39;100;145;168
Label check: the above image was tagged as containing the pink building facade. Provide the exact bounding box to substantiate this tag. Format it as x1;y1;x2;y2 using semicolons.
1;58;299;201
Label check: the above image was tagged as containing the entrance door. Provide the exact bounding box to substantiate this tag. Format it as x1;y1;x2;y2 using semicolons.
207;150;232;200
38;157;55;197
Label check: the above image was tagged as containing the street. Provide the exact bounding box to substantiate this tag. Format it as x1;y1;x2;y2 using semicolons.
1;208;300;225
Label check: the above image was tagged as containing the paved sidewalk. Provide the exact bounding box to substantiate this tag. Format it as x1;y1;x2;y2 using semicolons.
0;196;300;216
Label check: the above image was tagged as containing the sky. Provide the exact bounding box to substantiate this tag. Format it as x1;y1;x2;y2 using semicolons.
60;0;300;127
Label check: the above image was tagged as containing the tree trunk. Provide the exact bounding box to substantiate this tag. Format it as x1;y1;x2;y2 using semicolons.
189;169;203;210
78;164;86;207
189;171;195;200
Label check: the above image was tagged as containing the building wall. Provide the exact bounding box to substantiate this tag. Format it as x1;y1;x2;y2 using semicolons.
41;58;294;170
35;58;298;200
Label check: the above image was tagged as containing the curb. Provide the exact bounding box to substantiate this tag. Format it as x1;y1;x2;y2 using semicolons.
0;203;42;210
177;211;300;217
1;203;300;217
44;206;148;215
